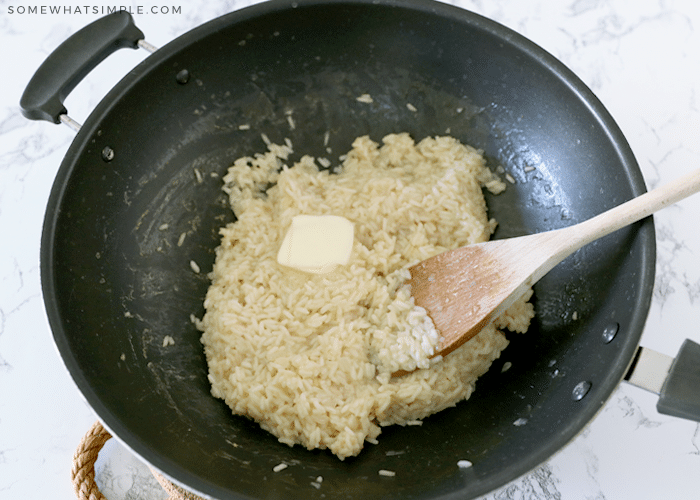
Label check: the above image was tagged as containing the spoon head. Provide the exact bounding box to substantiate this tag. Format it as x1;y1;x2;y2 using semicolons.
408;236;543;358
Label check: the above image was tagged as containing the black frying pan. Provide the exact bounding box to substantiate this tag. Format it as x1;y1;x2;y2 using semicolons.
20;2;700;499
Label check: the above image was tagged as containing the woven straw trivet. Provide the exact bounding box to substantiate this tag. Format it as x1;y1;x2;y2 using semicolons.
72;421;206;500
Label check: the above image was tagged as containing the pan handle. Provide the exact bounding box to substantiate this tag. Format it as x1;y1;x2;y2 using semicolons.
624;339;700;422
20;11;148;125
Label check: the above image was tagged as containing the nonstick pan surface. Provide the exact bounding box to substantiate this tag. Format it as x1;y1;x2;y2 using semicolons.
39;1;654;498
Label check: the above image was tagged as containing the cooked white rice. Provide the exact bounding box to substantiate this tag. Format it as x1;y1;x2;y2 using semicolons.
198;133;534;460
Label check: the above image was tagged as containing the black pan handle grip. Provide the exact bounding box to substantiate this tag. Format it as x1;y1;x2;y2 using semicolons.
624;339;700;422
20;11;144;123
657;339;700;422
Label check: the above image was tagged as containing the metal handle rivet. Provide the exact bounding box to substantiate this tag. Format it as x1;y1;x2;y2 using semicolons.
176;69;190;84
572;381;592;401
602;323;619;344
101;146;115;162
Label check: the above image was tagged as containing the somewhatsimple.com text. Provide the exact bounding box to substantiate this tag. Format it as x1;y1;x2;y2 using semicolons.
7;5;182;15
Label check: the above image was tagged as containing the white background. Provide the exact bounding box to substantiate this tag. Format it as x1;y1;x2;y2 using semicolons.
1;0;699;498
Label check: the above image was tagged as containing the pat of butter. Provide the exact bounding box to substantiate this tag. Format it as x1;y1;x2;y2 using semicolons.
277;215;354;274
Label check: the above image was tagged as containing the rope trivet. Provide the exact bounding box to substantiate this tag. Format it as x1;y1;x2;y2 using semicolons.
72;421;111;500
72;421;206;500
150;467;207;500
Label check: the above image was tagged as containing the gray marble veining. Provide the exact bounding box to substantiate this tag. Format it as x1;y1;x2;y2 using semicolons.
2;1;699;498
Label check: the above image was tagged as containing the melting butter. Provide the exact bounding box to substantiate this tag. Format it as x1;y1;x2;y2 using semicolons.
277;215;354;274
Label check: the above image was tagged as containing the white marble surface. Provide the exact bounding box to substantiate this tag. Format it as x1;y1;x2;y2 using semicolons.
2;0;699;498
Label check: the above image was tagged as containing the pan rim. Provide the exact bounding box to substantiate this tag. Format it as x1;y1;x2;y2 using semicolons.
40;1;655;499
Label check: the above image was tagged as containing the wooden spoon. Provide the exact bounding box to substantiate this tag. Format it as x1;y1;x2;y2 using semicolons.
408;168;700;360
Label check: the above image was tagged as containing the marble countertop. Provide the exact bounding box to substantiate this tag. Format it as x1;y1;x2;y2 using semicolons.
2;0;699;499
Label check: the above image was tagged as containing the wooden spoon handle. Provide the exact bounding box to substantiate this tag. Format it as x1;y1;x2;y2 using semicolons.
506;167;700;298
564;168;700;252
